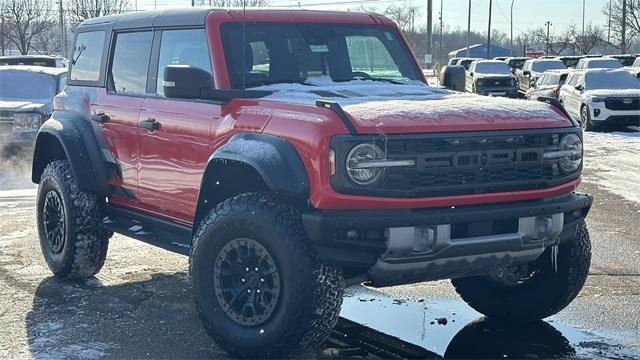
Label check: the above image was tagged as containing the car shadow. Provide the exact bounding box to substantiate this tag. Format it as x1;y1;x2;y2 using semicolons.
25;274;575;359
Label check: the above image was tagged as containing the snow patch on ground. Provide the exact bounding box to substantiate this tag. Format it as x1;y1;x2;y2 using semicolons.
583;129;640;204
29;321;114;359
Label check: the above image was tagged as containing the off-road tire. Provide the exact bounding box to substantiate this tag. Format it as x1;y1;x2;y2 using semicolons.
36;160;111;278
452;221;591;322
189;193;344;358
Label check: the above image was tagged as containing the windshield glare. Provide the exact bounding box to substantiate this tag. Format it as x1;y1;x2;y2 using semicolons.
0;70;57;101
221;23;421;88
532;61;566;72
585;71;640;90
475;62;511;75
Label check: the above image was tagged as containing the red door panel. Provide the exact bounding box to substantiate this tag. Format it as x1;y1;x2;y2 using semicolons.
137;98;220;223
92;88;143;203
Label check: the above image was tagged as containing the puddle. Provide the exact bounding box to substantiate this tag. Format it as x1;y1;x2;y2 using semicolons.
339;286;639;359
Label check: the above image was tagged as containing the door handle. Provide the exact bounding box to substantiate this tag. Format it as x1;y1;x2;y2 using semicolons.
91;113;109;123
140;118;160;131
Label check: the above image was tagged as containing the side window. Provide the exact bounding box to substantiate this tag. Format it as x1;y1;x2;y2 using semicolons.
566;74;577;86
537;74;546;85
70;31;105;82
110;31;153;94
156;28;212;96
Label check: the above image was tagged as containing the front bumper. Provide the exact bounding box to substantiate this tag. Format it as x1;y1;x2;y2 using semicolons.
303;192;592;286
589;104;640;126
475;87;518;97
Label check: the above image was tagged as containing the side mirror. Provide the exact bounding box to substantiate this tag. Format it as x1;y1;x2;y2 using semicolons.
469;72;474;77
163;64;271;102
163;64;214;99
574;84;584;91
523;70;530;76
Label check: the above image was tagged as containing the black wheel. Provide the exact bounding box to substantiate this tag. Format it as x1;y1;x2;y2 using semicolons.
452;220;591;322
36;160;111;278
190;193;344;358
580;105;595;131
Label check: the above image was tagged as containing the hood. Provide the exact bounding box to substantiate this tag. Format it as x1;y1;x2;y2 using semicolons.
254;77;572;134
474;73;515;79
0;99;50;113
584;89;640;98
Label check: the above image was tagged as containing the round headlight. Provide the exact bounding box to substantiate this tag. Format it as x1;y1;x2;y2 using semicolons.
558;134;583;174
346;143;387;186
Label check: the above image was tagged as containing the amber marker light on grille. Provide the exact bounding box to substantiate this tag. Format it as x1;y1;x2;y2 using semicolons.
329;149;336;176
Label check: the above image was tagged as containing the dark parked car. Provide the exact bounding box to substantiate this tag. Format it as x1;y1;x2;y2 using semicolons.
524;69;571;100
555;55;583;69
0;55;68;68
504;56;530;74
465;60;517;97
517;58;567;94
0;66;67;155
457;57;480;70
606;54;638;67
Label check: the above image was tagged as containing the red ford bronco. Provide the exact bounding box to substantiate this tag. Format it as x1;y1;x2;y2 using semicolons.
32;8;592;357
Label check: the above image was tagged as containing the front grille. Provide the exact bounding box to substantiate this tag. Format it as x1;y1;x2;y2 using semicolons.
605;97;640;111
375;133;568;197
479;78;512;87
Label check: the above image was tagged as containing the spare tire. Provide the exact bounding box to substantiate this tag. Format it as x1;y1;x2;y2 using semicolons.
439;65;466;91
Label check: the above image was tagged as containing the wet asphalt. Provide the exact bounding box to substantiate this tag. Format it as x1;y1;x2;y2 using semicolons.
1;129;639;359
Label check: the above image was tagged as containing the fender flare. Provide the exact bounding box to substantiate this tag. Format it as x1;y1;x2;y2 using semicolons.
206;132;310;199
32;112;110;196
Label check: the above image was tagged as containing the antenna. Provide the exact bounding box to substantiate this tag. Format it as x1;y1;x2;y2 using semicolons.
241;0;247;92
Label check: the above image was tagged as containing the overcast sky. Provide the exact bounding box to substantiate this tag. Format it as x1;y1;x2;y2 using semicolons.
136;0;612;36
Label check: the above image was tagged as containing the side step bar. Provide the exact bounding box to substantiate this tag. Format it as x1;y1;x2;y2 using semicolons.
102;205;192;256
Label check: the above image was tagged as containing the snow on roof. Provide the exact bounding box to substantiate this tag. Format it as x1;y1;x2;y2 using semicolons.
0;65;67;76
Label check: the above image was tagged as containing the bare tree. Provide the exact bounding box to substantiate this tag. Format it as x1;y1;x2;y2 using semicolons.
384;2;421;33
603;0;640;50
575;23;606;55
528;25;576;56
66;0;131;27
3;0;55;55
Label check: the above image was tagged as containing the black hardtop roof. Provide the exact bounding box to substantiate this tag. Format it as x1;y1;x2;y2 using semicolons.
77;8;214;29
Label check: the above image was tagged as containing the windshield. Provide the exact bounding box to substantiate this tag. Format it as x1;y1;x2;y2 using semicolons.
221;23;421;88
585;71;640;90
475;62;511;75
508;59;527;69
611;56;636;67
586;59;622;69
0;70;57;101
532;60;566;72
561;58;580;68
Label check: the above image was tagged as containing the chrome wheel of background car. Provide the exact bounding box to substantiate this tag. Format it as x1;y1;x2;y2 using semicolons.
213;237;281;326
42;190;65;254
580;106;589;129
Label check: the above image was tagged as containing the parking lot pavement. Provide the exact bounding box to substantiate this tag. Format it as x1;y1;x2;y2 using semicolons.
1;129;639;359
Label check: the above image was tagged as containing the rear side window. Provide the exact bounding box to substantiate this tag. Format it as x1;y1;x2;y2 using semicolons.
70;31;105;82
155;28;212;96
110;31;153;94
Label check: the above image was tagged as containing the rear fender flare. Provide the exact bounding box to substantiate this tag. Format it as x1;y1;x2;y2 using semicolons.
32;112;110;196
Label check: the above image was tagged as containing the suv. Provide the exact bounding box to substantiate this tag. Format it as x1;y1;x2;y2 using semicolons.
31;9;593;358
525;69;571;100
559;69;640;130
575;57;623;70
0;66;67;155
465;60;517;97
517;58;567;94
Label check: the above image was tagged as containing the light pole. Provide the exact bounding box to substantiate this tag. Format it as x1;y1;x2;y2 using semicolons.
510;0;515;56
439;0;443;65
487;0;493;59
466;0;471;57
582;0;586;38
545;21;552;55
